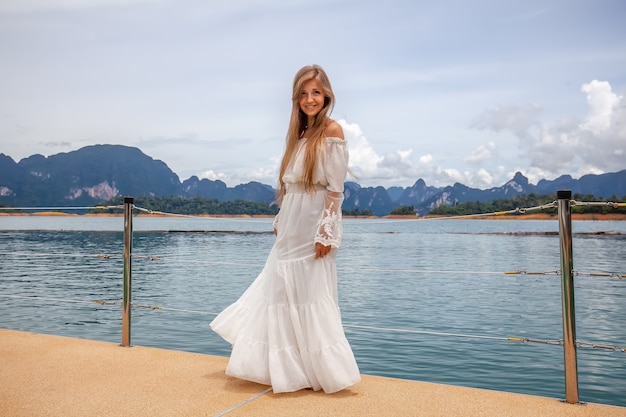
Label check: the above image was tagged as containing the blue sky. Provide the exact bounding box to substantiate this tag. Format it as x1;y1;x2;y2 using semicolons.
1;0;625;189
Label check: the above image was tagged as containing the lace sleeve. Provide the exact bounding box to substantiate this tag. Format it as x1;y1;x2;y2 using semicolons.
314;191;344;248
314;138;348;248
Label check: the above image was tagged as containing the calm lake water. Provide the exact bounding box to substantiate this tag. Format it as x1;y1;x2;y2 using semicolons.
1;215;625;407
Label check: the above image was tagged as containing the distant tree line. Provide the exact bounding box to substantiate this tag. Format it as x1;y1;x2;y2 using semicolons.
93;196;280;215
429;193;626;216
342;208;375;216
93;196;382;217
389;206;416;215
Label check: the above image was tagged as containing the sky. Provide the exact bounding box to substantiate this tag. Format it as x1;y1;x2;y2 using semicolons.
1;0;625;189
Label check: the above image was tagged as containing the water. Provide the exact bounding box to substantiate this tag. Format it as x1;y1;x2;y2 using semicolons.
1;215;625;407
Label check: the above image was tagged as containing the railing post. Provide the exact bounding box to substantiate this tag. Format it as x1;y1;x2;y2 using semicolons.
121;197;134;347
557;190;579;404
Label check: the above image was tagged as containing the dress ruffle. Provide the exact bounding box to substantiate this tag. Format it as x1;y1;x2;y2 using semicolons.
210;245;361;393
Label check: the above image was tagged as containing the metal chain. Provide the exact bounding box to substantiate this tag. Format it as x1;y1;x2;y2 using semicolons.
574;270;626;280
3;294;624;352
571;200;626;209
575;341;626;352
504;270;560;276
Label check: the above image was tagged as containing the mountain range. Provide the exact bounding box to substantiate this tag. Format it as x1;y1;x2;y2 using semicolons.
1;144;625;215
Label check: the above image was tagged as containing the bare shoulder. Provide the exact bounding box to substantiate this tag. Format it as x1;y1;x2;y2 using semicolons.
325;120;344;140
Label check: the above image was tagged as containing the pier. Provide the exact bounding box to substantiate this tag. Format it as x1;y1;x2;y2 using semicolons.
1;329;624;417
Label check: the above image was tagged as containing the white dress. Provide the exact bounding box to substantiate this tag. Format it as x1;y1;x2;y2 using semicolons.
210;137;361;394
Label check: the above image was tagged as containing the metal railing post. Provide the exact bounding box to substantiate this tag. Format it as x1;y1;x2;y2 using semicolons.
121;197;134;347
557;190;579;404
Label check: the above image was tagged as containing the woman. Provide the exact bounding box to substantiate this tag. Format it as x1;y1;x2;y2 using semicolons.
210;65;360;394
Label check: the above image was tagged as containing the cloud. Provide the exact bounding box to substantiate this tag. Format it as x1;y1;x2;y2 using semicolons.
340;120;421;186
340;119;478;188
1;1;623;193
472;103;542;139
340;79;624;190
234;165;279;187
197;169;227;183
575;80;626;173
475;168;494;187
580;80;622;132
197;166;279;189
419;154;433;164
465;142;496;164
42;141;73;149
471;80;626;185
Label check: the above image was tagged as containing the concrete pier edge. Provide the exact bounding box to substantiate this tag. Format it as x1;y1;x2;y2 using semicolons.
1;329;624;417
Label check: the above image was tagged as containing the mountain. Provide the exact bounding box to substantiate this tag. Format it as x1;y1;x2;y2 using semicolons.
0;145;278;208
536;171;626;197
403;171;626;215
182;176;276;203
1;144;625;214
343;182;394;215
412;172;534;215
1;145;181;206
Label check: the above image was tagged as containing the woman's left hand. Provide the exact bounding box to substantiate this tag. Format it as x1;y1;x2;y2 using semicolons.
315;242;331;258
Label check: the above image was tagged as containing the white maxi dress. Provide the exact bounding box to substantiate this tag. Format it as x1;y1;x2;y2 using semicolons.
210;136;361;394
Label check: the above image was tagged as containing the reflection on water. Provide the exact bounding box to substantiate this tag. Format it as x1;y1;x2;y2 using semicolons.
0;217;625;406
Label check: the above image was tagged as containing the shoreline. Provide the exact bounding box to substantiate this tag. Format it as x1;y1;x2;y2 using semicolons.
1;212;625;220
417;213;626;221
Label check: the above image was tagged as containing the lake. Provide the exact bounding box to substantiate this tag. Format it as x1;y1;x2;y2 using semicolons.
0;214;625;406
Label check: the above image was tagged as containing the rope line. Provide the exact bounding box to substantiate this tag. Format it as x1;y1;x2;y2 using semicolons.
575;341;626;352
0;251;563;276
2;251;111;259
420;201;559;221
342;267;510;275
0;199;621;224
132;205;273;223
386;202;560;222
0;251;267;268
1;199;623;222
94;299;221;315
424;199;624;221
2;294;624;352
342;325;626;352
504;270;560;276
2;251;624;278
0;205;123;211
574;270;626;279
571;200;626;209
345;323;511;341
0;294;107;306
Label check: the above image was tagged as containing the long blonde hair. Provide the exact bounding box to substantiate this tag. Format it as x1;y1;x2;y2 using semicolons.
277;65;335;203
